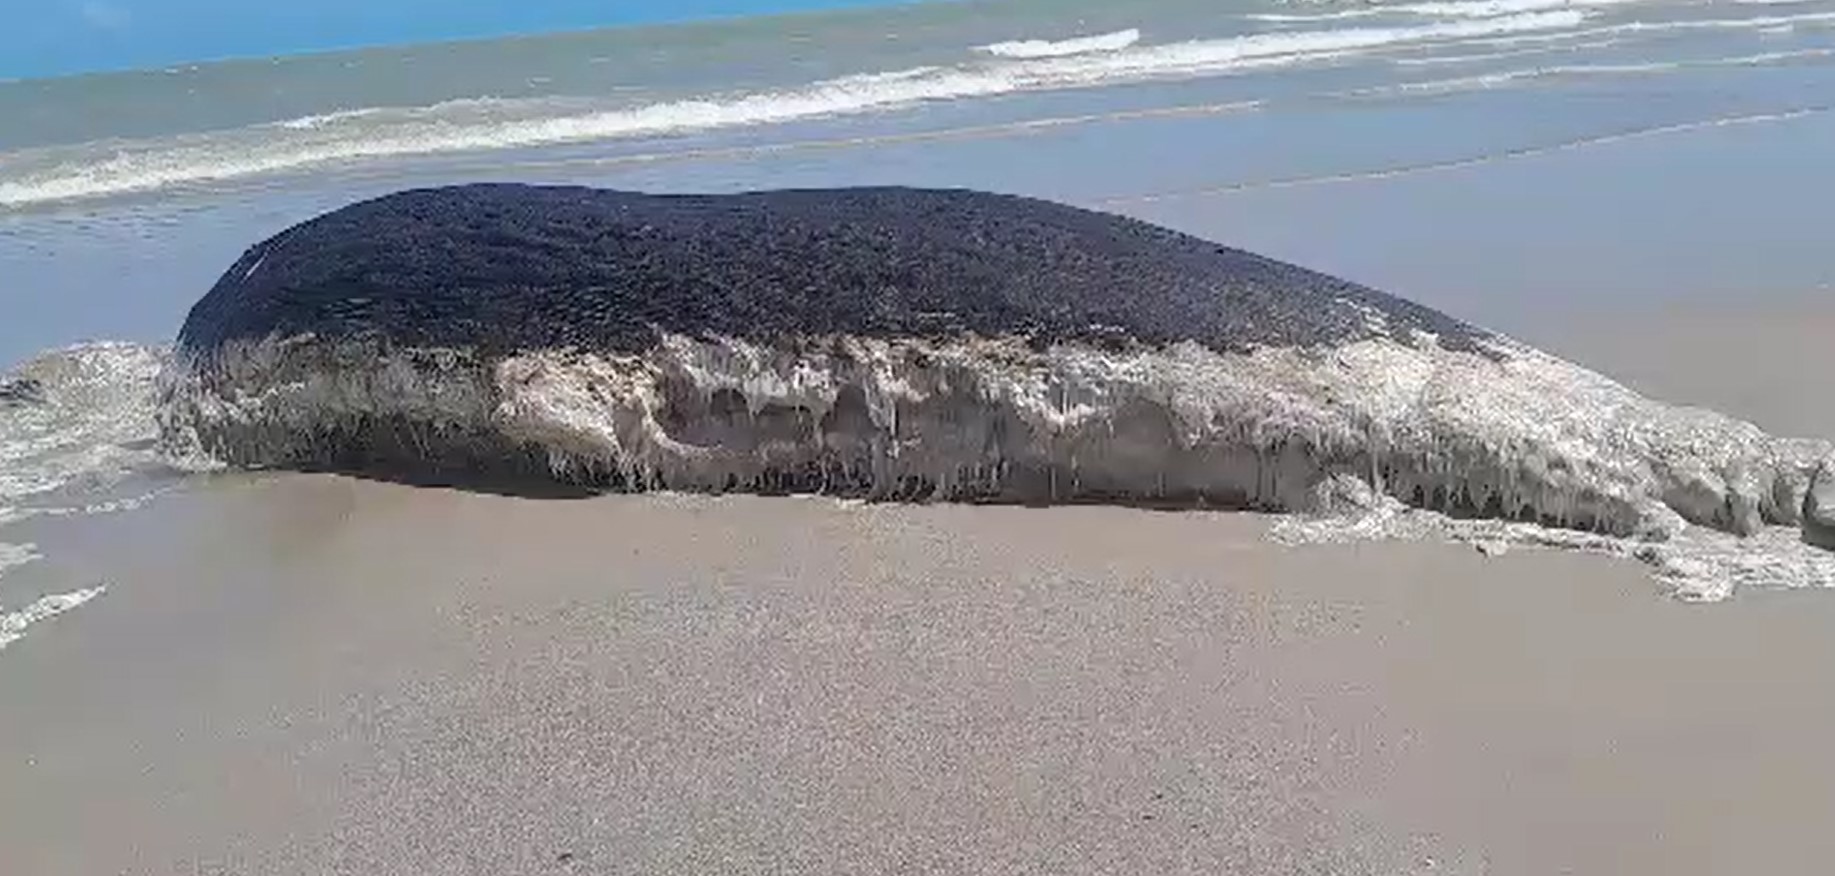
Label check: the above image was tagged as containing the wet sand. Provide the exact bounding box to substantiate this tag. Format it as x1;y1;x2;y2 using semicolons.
3;300;1834;874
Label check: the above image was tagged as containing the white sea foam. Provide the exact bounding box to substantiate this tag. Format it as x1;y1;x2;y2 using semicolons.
158;325;1834;601
1621;8;1835;30
0;586;106;651
274;106;395;130
0;540;40;579
0;343;167;658
0;487;178;528
0;10;1587;209
1404;8;1835;51
470;97;1268;179
0;342;168;502
1270;496;1835;602
977;28;1143;58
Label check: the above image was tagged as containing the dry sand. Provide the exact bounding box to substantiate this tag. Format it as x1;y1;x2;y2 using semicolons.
2;301;1834;875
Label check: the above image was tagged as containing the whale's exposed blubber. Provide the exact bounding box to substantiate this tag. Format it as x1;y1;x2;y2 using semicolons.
157;184;1834;597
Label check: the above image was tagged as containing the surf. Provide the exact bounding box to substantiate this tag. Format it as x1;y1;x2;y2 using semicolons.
976;28;1143;59
0;10;1595;209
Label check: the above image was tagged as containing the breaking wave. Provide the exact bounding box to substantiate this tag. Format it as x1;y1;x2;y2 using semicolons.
977;28;1143;59
274;106;396;130
0;10;1590;209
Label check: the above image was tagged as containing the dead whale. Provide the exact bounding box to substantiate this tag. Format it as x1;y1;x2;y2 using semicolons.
157;184;1833;582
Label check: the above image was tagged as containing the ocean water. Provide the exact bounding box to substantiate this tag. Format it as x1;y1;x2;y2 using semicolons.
2;0;1833;644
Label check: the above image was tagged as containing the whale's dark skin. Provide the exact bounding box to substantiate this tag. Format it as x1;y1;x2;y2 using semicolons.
175;183;1492;359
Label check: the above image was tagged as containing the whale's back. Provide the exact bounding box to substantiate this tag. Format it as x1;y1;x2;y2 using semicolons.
176;183;1490;357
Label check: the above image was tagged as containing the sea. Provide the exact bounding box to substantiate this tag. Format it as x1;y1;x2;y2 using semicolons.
3;0;1834;647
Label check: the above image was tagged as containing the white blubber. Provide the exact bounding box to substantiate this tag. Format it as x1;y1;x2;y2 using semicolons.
158;327;1835;600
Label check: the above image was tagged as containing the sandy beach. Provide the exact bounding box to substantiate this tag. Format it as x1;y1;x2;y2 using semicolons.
6;480;1835;875
2;297;1833;875
4;1;1834;871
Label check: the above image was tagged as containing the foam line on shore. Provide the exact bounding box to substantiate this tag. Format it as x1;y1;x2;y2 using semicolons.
0;586;104;652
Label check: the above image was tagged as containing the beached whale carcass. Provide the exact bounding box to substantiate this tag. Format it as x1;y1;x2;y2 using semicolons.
157;183;1832;552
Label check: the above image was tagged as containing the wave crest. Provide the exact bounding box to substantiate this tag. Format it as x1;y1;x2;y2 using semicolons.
976;28;1143;59
0;10;1590;209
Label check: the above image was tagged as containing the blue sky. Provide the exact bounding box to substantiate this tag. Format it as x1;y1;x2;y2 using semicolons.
4;0;905;80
